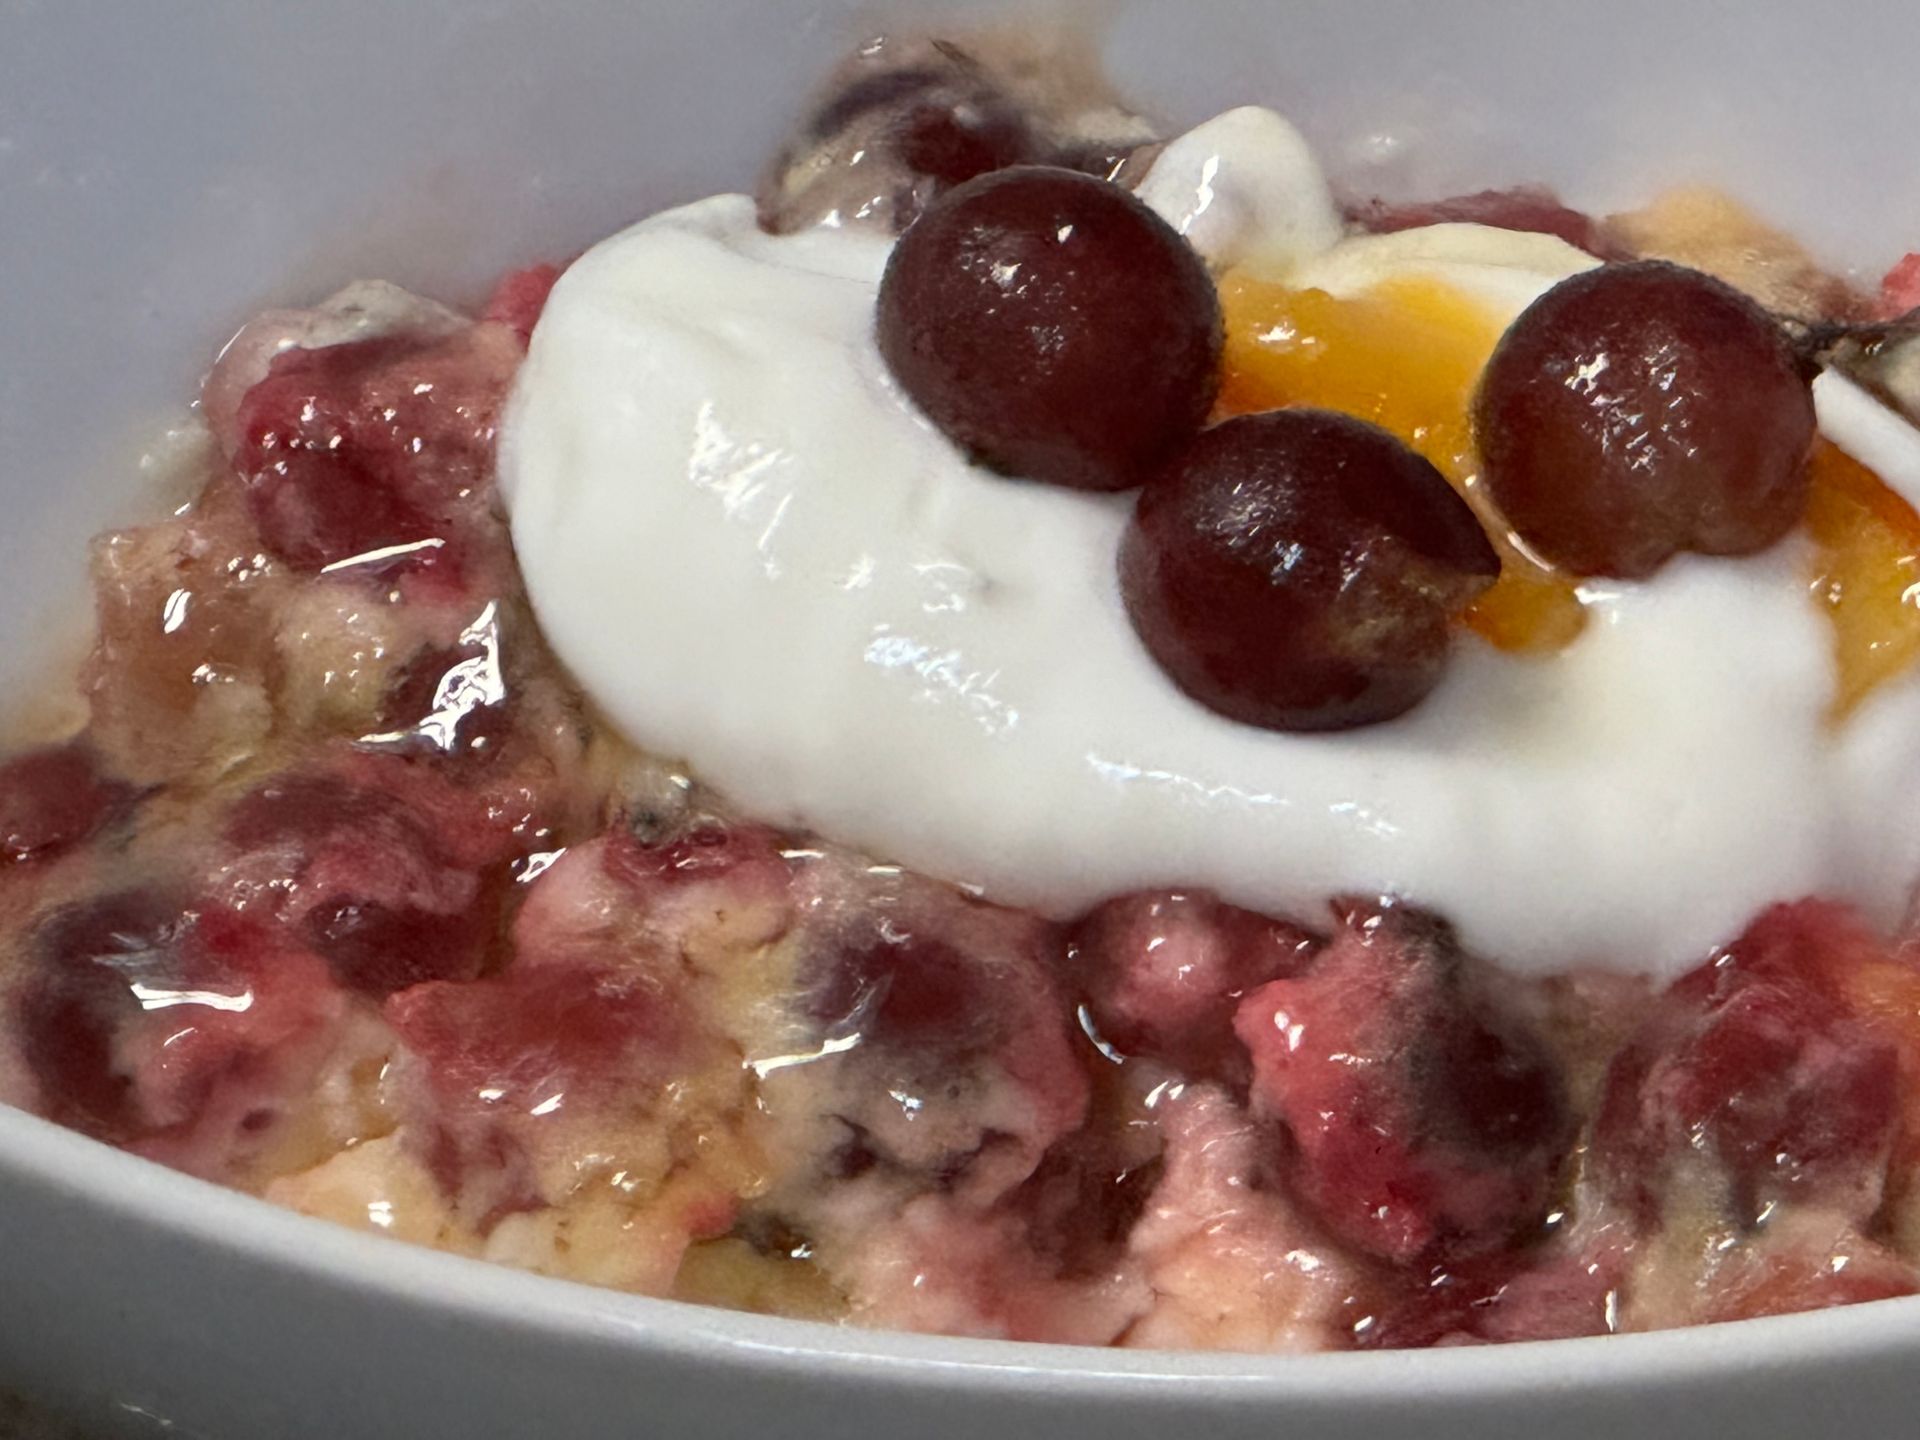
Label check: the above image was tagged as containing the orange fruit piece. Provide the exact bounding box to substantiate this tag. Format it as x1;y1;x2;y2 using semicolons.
1215;271;1584;652
1805;442;1920;718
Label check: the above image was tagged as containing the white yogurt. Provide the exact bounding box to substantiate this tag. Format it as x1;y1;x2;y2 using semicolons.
1134;106;1344;272
1814;368;1920;511
500;190;1920;980
1285;221;1601;309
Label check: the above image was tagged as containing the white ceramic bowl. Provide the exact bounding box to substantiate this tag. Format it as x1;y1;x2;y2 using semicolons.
5;3;1920;1435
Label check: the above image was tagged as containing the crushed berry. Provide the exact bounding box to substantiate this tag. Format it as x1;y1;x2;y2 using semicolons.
1234;902;1570;1264
0;744;128;864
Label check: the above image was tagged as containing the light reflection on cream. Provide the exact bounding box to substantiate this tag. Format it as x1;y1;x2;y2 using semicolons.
863;626;1017;736
688;401;785;517
1084;751;1291;811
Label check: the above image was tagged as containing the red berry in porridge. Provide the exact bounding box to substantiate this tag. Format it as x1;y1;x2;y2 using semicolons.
1234;903;1569;1262
234;327;514;575
1066;888;1315;1080
15;890;197;1139
0;744;128;864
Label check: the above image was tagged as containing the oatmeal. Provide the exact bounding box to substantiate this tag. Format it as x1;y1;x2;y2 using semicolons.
5;32;1920;1351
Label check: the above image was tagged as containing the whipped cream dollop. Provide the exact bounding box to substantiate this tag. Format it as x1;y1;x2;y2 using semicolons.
500;114;1920;978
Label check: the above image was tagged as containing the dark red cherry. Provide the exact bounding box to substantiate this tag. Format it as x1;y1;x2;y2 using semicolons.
0;743;128;863
14;890;194;1137
385;963;673;1112
1009;1126;1165;1279
235;337;439;573
809;933;997;1058
301;888;502;998
758;40;1154;235
876;166;1221;492
1121;409;1499;732
1473;260;1815;578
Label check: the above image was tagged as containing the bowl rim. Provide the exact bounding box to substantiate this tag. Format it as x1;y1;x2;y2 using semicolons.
6;1098;1919;1396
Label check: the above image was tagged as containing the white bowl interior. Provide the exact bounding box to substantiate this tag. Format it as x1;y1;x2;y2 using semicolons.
6;2;1920;1436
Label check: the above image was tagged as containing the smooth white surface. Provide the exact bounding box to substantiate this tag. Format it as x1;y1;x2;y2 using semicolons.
9;1;1920;1437
1134;105;1344;269
1285;219;1599;309
504;195;1920;979
1816;368;1920;510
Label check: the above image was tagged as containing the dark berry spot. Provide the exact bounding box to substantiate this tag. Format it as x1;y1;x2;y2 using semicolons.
242;448;439;574
226;771;411;852
1411;1005;1568;1161
13;890;194;1137
894;94;1033;187
1011;1132;1164;1278
301;886;502;998
386;964;670;1110
826;1123;882;1180
235;338;439;572
0;744;128;864
232;331;508;573
1594;902;1902;1224
810;933;995;1057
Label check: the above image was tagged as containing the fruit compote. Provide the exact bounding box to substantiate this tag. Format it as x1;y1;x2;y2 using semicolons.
6;32;1920;1355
